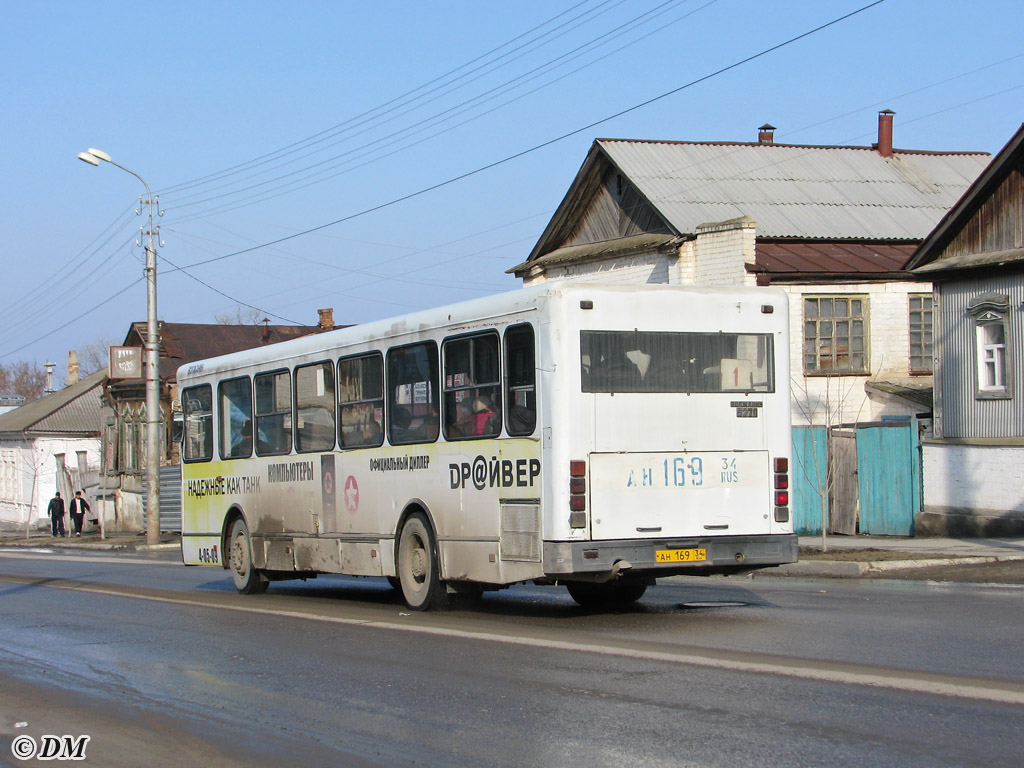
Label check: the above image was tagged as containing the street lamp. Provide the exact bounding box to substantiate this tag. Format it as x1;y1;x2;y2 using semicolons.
79;148;162;547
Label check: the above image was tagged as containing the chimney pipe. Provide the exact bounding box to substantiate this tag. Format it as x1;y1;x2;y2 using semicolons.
67;350;79;386
877;109;895;157
317;308;334;332
758;124;776;144
44;361;56;394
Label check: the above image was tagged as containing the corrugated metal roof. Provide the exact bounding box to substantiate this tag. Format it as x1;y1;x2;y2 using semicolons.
0;368;106;436
755;242;918;276
598;139;991;240
121;322;324;384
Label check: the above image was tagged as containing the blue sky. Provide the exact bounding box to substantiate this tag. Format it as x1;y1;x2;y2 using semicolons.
1;0;1021;380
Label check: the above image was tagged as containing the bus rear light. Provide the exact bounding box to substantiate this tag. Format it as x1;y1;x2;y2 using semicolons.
774;457;788;473
569;460;586;477
774;507;790;523
775;490;789;507
775;474;789;490
569;495;586;512
569;477;586;494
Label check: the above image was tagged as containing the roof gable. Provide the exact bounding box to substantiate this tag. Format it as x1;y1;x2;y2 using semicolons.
908;124;1024;274
528;137;990;267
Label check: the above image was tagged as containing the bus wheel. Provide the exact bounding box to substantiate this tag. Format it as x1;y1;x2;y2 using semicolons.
566;580;647;608
229;518;269;595
397;513;448;611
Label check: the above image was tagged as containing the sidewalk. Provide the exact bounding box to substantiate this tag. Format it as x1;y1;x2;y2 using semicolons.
769;535;1024;578
0;529;179;552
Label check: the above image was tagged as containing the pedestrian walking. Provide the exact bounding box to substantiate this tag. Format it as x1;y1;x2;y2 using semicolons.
47;491;66;537
68;490;90;537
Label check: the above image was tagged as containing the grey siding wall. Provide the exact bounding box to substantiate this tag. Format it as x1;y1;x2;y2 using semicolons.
938;270;1024;438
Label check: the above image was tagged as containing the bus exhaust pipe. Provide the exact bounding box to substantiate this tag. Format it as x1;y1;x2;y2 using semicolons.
611;560;633;578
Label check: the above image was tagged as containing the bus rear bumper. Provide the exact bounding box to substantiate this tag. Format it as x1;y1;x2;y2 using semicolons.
542;533;798;582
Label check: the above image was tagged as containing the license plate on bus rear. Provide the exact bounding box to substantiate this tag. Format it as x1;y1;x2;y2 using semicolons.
655;547;707;563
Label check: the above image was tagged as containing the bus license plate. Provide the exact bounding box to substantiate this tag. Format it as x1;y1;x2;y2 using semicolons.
655;548;707;563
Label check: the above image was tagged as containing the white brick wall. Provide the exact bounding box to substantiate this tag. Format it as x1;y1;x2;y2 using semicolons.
694;217;757;286
781;282;933;426
524;251;674;286
922;443;1024;514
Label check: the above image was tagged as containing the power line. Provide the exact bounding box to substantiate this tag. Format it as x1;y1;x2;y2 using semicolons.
172;0;887;273
157;0;618;197
161;0;697;214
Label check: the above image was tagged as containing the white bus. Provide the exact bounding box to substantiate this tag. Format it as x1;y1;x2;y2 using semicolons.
178;282;796;609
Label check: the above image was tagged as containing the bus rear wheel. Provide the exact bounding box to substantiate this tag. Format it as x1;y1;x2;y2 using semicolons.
397;513;448;611
229;517;269;595
566;580;647;608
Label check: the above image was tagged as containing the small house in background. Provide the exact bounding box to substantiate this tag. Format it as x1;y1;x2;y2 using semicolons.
510;113;991;536
0;368;105;532
907;123;1024;536
101;313;332;533
0;394;26;416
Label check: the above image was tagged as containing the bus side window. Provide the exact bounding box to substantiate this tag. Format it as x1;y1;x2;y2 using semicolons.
182;385;213;462
219;376;253;459
505;324;536;436
295;362;336;452
387;342;439;445
254;370;292;456
339;353;384;448
443;332;501;440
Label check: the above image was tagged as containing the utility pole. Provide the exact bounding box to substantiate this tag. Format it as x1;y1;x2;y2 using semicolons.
79;149;163;546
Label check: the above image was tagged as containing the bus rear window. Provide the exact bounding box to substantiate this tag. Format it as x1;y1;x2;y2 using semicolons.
581;330;774;393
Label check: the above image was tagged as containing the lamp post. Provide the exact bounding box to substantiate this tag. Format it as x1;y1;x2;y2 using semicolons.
78;148;161;547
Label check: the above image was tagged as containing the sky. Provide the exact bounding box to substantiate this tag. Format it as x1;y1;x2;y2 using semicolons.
1;0;1021;385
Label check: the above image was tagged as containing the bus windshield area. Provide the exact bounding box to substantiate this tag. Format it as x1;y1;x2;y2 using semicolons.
581;330;775;394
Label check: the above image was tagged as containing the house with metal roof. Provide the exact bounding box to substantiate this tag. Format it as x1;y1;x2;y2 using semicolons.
510;112;991;535
101;315;330;533
0;368;106;532
906;123;1024;536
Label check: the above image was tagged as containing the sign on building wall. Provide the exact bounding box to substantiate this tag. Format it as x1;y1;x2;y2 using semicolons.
109;347;143;379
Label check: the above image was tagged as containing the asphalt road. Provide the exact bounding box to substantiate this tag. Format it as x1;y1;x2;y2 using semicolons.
1;548;1023;767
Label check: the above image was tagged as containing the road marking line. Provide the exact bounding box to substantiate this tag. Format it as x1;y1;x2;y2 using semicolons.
2;572;1023;706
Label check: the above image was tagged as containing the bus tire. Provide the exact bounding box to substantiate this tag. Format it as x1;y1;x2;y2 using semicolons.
397;513;448;611
566;580;647;608
228;517;269;595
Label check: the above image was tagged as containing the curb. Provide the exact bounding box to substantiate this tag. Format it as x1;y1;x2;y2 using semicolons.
766;553;1024;578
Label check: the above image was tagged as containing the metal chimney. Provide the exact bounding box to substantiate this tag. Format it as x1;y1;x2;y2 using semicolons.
877;109;895;157
44;361;56;394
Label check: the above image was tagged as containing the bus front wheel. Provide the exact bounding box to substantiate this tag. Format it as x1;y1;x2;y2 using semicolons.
566;580;647;608
229;517;269;595
397;513;448;611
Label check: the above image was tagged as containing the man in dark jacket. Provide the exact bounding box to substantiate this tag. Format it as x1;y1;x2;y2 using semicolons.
47;492;65;537
68;490;90;537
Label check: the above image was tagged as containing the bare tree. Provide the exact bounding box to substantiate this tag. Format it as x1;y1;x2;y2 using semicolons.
0;362;49;402
214;305;266;325
77;338;118;377
791;366;875;552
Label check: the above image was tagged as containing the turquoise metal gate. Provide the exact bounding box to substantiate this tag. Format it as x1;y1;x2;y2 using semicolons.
856;420;921;536
793;426;827;535
792;421;921;536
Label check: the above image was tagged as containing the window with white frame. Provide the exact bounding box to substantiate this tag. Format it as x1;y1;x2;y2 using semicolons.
968;293;1011;399
908;294;933;375
803;295;868;375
